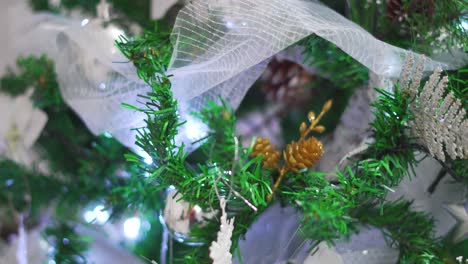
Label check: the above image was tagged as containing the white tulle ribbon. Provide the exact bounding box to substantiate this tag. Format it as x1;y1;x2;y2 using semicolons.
9;4;149;150
9;0;467;151
167;0;466;103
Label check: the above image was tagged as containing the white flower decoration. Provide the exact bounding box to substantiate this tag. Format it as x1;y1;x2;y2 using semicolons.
0;91;47;165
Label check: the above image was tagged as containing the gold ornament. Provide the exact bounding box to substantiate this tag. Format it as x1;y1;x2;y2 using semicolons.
252;137;281;169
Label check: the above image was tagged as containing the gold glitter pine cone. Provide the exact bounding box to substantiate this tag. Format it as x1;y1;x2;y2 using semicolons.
284;137;323;172
252;138;281;169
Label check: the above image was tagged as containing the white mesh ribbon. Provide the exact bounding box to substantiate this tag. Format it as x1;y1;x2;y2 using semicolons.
167;0;466;104
51;20;150;149
10;5;150;150
9;0;467;152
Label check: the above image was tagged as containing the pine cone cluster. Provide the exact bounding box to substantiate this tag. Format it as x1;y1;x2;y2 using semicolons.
250;100;331;201
252;137;281;169
284;137;324;172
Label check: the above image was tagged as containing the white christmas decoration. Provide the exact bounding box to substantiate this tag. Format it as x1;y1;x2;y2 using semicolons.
402;55;468;161
303;242;343;264
16;214;27;264
209;199;235;264
304;228;400;264
317;85;374;175
234;204;399;264
0;91;47;165
96;0;111;21
386;156;466;237
332;227;399;264
8;0;467;152
0;222;49;264
151;0;179;20
444;204;468;243
75;226;146;264
233;204;312;263
163;189;216;241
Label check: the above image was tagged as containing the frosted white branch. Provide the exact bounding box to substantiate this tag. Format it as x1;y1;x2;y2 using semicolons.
209;199;235;264
403;58;468;161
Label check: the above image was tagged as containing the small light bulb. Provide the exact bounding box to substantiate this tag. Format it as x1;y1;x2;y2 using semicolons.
138;151;153;165
83;204;109;224
123;217;141;239
81;19;90;27
93;205;110;224
84;211;95;223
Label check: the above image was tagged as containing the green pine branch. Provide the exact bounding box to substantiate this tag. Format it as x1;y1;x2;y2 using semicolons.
358;200;446;264
299;36;369;91
116;29;275;262
44;222;93;264
280;78;456;262
0;54;137;262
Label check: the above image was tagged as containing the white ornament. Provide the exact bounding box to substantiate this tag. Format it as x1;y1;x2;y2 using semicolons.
0;229;47;264
150;0;179;20
387;156;466;237
444;204;468;243
303;242;343;264
163;190;216;242
210;199;234;264
0;91;47;165
48;0;60;9
96;0;111;21
16;214;27;264
233;204;313;263
332;227;399;264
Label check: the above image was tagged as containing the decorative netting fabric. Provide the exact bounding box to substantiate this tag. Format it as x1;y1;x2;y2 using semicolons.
9;0;467;151
10;8;149;149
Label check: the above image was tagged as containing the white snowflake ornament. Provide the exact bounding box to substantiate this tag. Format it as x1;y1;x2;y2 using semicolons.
0;91;47;165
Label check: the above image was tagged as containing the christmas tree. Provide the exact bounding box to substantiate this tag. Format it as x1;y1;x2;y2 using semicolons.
0;0;467;263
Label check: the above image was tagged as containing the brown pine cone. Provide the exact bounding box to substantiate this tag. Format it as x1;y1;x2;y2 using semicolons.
284;137;324;172
261;58;313;105
251;137;281;169
386;0;434;24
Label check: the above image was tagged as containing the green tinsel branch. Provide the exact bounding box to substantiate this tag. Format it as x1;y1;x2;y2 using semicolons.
120;33;466;262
